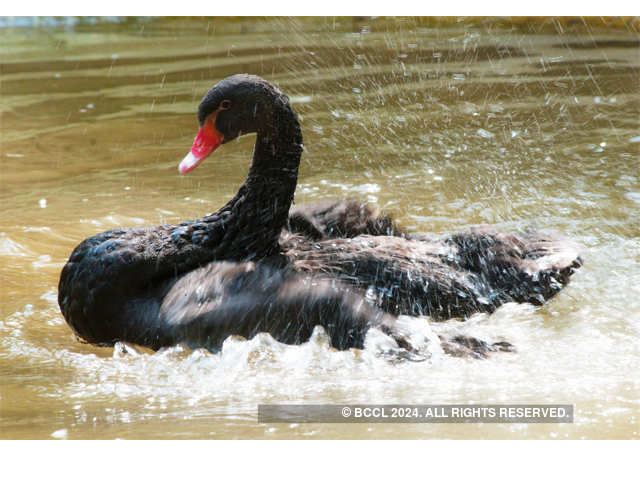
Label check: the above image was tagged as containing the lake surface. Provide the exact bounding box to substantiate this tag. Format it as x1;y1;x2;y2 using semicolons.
1;17;638;439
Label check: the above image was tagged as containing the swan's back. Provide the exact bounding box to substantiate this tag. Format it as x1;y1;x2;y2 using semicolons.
287;198;402;240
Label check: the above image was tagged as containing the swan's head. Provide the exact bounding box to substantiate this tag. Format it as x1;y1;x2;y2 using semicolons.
179;74;287;175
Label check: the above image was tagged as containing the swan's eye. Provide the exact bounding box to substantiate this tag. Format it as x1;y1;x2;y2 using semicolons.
220;100;232;110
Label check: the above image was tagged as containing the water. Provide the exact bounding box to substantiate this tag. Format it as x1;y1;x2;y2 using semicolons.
1;17;638;439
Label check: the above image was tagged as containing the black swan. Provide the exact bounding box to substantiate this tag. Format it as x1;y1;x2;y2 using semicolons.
58;74;582;355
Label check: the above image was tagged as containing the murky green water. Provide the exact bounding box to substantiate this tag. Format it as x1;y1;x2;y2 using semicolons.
1;17;638;439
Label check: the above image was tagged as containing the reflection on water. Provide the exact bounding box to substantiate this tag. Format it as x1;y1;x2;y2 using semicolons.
1;17;639;439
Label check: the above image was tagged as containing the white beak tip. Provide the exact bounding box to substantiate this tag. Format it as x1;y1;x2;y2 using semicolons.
178;152;201;175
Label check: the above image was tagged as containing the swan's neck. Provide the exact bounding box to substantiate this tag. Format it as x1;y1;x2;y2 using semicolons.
200;101;303;260
58;98;303;343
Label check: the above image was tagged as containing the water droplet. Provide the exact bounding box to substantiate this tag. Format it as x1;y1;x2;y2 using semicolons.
51;429;68;439
290;95;312;104
477;128;495;139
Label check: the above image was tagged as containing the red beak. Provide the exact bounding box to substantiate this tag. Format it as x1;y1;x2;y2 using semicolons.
179;120;224;175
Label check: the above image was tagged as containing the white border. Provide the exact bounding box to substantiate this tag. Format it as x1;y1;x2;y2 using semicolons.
3;441;639;478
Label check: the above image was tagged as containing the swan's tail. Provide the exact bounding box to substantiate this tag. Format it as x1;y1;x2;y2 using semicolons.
446;226;583;307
